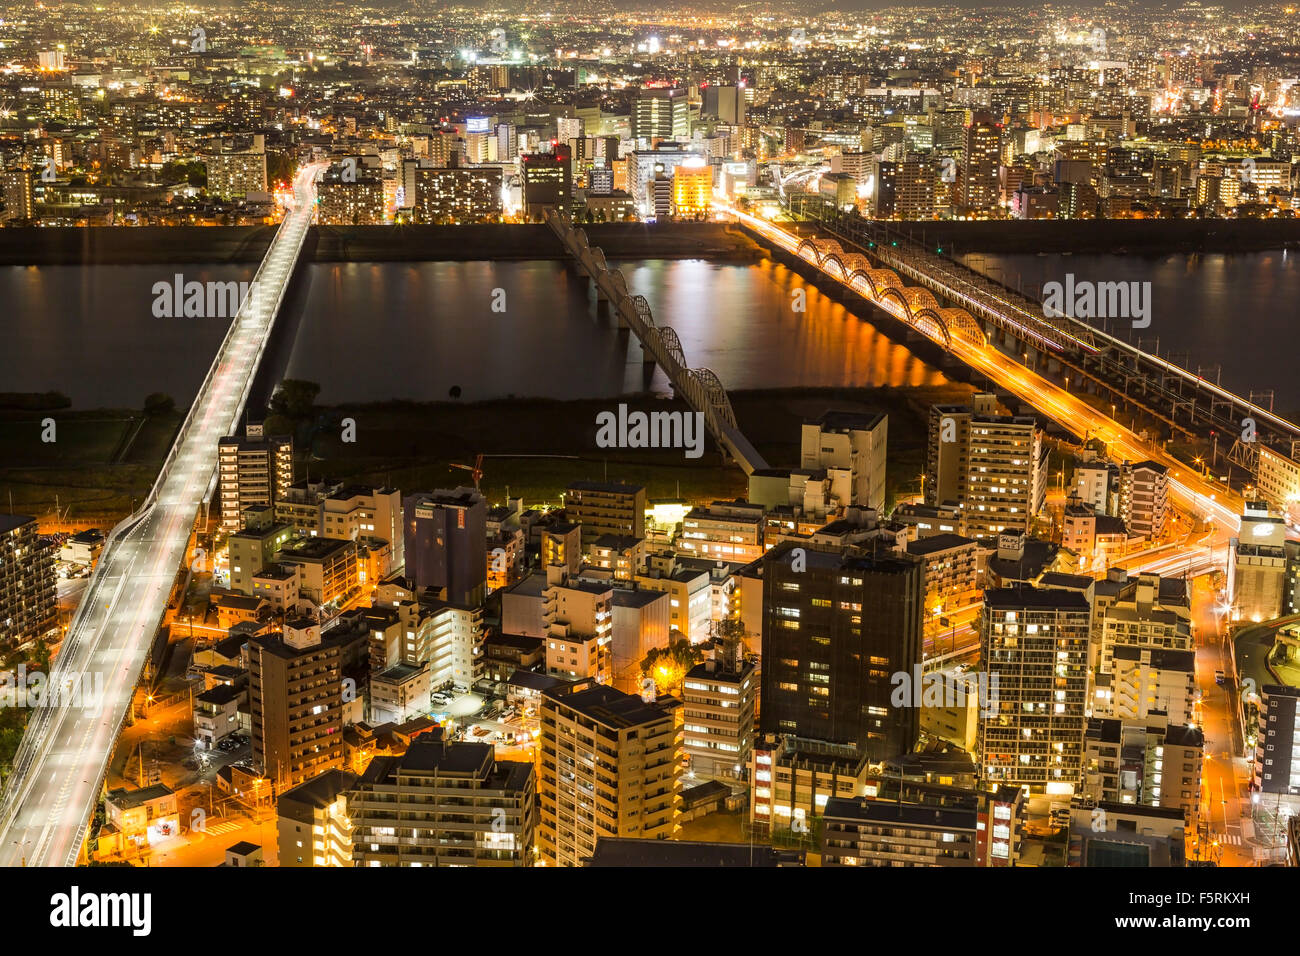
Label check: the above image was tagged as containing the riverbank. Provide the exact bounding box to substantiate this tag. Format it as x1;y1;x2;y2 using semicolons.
0;222;763;265
0;384;973;525
3;217;1298;265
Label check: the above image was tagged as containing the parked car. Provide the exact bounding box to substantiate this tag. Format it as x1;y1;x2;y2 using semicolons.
1215;670;1226;685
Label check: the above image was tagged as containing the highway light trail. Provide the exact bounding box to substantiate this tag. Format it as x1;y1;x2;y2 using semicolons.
720;204;1243;536
0;163;326;868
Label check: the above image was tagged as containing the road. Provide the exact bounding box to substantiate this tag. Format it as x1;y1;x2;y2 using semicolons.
722;205;1243;535
0;162;324;868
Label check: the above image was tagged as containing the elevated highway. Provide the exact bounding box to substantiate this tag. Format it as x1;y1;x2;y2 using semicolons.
0;162;325;867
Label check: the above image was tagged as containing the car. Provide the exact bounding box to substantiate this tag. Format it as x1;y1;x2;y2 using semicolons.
1215;670;1226;685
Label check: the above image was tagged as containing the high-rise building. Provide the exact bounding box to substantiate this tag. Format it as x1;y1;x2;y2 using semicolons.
682;656;757;780
414;166;503;223
979;587;1091;797
870;159;897;217
0;514;56;647
542;568;613;684
1254;685;1300;797
800;411;888;513
1082;716;1203;822
217;424;294;533
249;617;356;790
565;480;645;544
897;157;939;219
402;488;487;606
760;541;925;759
632;87;690;144
2;168;35;221
1118;461;1169;539
521;145;572;220
670;161;712;218
957;116;1001;213
349;737;537;866
539;680;682;866
926;393;1046;540
702;84;746;126
1229;503;1288;623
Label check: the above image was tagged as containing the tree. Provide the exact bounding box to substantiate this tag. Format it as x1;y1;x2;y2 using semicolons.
639;637;705;696
269;379;320;420
143;392;175;416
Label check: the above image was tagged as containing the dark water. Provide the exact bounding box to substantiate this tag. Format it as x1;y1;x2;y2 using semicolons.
960;250;1300;421
1;258;946;408
4;252;1297;413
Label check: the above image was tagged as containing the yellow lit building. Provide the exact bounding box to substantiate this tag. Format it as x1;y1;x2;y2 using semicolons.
671;162;713;218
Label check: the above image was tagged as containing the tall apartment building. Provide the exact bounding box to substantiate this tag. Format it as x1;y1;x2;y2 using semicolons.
249;618;353;790
897;157;939;219
800;411;888;514
276;769;357;867
217;423;293;533
1254;684;1300;797
565;480;646;544
1081;716;1203;822
1119;461;1169;539
957;116;1001;213
926;393;1046;540
414;165;503;223
979;587;1091;798
539;681;682;866
761;541;925;760
1097;573;1192;675
0;514;56;647
1073;461;1118;515
682;656;757;780
369;580;483;691
543;568;613;683
350;738;537;866
1;167;35;221
403;488;487;606
671;161;712;217
203;148;268;199
632;87;690;143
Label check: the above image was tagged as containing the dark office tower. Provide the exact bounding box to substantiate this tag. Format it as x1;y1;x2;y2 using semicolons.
403;487;487;606
702;84;746;126
0;515;56;646
957;114;1001;214
632;87;690;143
521;144;572;221
760;542;925;760
870;159;897;217
1254;685;1300;796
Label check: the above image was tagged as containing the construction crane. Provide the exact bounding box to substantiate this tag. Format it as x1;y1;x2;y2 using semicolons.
449;454;485;490
449;453;582;493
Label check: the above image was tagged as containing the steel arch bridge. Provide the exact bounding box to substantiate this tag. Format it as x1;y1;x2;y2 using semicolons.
796;237;987;349
545;210;763;471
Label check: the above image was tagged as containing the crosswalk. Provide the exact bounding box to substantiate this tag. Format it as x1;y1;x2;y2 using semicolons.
1221;832;1242;846
202;820;243;837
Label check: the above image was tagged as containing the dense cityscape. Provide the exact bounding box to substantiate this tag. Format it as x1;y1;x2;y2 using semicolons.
0;0;1296;918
